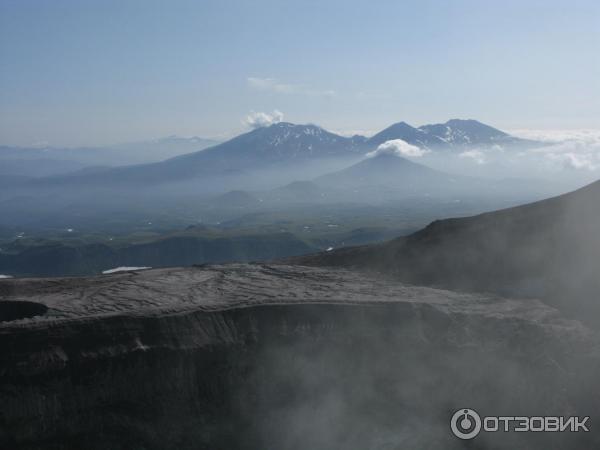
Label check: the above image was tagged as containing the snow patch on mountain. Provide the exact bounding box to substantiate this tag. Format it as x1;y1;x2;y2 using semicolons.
102;267;151;275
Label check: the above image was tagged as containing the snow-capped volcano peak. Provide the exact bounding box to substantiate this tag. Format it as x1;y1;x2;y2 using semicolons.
418;119;515;147
249;123;350;152
365;118;540;151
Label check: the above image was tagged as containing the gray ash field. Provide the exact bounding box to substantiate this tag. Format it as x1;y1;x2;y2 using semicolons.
1;263;600;449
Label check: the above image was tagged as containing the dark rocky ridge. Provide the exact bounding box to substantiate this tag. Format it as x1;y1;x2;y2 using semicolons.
295;179;600;326
1;264;599;449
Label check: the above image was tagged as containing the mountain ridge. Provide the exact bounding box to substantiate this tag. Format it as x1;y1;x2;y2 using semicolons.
367;118;539;150
7;119;541;188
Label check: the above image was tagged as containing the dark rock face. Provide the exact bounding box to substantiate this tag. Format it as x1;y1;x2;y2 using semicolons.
1;264;599;449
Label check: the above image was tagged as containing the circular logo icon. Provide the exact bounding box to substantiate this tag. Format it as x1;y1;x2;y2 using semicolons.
451;408;482;440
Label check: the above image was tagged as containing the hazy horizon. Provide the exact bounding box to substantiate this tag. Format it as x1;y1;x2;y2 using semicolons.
1;118;599;150
1;0;598;147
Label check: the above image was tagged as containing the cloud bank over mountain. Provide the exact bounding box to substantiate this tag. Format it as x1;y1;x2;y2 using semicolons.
244;110;285;129
512;129;600;172
459;149;486;165
367;139;428;158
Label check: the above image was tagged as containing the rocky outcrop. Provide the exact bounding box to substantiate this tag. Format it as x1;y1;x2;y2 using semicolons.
1;264;599;449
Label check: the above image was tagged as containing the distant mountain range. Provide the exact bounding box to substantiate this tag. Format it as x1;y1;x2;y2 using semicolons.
229;149;547;207
15;119;541;187
367;119;538;150
0;135;218;178
27;123;365;187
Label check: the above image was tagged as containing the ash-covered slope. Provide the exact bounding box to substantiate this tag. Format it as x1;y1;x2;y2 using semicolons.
296;179;600;324
1;264;599;449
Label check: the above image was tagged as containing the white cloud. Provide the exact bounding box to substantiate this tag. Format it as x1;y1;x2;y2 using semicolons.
247;77;295;94
367;139;429;158
509;129;600;144
459;149;486;165
243;110;284;129
247;77;335;97
512;129;600;172
546;152;600;171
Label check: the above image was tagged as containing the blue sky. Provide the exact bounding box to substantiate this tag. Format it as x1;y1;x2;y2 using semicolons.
0;0;598;146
